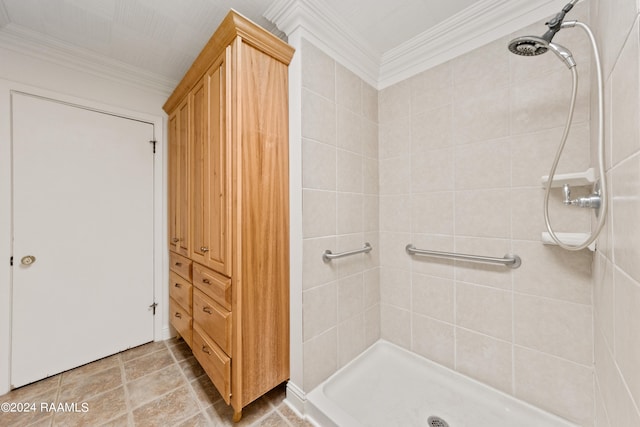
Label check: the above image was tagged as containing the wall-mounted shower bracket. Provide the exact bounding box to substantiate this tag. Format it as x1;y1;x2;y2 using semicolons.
541;167;595;188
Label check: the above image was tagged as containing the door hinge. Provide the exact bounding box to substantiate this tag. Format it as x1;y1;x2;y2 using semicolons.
10;256;13;266
149;302;158;315
149;140;157;154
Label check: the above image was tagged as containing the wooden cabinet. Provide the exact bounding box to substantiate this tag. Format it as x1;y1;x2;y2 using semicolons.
168;253;193;348
164;10;294;421
168;98;190;257
190;53;231;276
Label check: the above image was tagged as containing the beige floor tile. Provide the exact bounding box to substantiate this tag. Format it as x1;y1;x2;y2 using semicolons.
254;411;289;427
278;403;314;427
174;412;212;427
0;340;302;427
179;357;205;381
0;393;55;427
99;412;132;426
262;384;286;409
52;386;127;427
120;341;167;363
61;354;121;386
132;386;200;427
26;416;55;427
213;395;271;426
58;366;123;402
168;340;192;362
189;375;222;408
127;365;188;409
123;349;174;382
4;375;60;402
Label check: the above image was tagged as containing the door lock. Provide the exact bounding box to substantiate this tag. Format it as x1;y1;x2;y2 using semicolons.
21;255;36;266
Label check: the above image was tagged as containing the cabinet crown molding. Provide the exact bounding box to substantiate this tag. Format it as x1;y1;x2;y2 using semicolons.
163;9;295;113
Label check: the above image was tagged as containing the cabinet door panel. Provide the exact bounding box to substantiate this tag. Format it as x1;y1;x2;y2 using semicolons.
191;50;231;276
206;51;231;276
177;99;190;256
190;78;207;263
168;113;178;252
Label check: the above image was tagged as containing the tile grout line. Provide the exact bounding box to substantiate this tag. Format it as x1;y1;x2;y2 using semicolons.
7;340;305;427
117;353;135;427
166;339;220;425
274;405;298;427
49;375;62;427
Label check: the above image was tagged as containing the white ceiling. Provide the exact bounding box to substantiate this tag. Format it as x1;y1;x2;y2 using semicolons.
0;0;569;91
316;0;478;53
0;0;482;86
0;0;283;83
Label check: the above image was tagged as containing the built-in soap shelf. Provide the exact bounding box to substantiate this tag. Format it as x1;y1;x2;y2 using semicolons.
541;232;596;251
541;168;596;188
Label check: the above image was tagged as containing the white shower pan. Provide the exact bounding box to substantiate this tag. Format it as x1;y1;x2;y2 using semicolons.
305;340;578;427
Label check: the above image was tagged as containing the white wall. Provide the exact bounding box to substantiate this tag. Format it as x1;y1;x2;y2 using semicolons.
591;0;640;425
298;37;380;393
290;2;605;425
0;45;171;395
376;4;595;424
0;45;170;115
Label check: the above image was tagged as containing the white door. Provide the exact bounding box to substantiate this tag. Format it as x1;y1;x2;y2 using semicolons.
11;92;155;387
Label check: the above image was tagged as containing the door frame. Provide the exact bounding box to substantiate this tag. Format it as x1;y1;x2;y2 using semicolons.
0;80;168;394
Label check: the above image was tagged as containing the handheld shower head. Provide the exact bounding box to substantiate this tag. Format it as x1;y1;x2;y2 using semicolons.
508;35;549;56
547;42;576;68
507;0;578;68
508;35;575;68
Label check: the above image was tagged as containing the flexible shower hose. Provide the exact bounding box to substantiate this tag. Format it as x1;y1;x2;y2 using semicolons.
543;20;607;251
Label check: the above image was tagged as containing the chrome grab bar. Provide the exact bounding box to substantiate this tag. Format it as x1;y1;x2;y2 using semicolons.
405;244;521;269
323;243;372;262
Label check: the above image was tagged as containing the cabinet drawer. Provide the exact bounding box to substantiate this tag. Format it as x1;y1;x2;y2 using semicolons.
193;289;231;356
169;252;192;281
193;263;231;310
169;297;192;348
169;271;192;312
193;324;230;404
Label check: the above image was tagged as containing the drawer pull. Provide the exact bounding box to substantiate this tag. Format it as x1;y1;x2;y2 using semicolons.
172;237;179;243
203;306;212;314
174;283;181;288
202;345;211;355
200;246;209;252
202;278;211;285
174;312;182;319
175;262;182;267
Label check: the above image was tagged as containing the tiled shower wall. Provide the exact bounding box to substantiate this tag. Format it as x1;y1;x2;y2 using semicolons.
591;0;640;425
377;3;595;425
297;1;640;425
300;40;381;392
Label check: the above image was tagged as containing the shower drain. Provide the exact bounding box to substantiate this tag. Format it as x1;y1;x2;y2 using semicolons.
427;416;449;427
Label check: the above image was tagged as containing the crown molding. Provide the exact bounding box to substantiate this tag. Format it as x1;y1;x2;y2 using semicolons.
264;0;380;87
265;0;569;90
378;0;568;88
0;23;176;96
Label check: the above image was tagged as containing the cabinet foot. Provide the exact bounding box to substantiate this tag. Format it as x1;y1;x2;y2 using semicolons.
232;409;242;423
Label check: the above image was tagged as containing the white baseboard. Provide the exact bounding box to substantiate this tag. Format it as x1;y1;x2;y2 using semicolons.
285;381;306;415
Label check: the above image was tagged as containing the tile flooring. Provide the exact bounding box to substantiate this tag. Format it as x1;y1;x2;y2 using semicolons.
0;338;312;427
